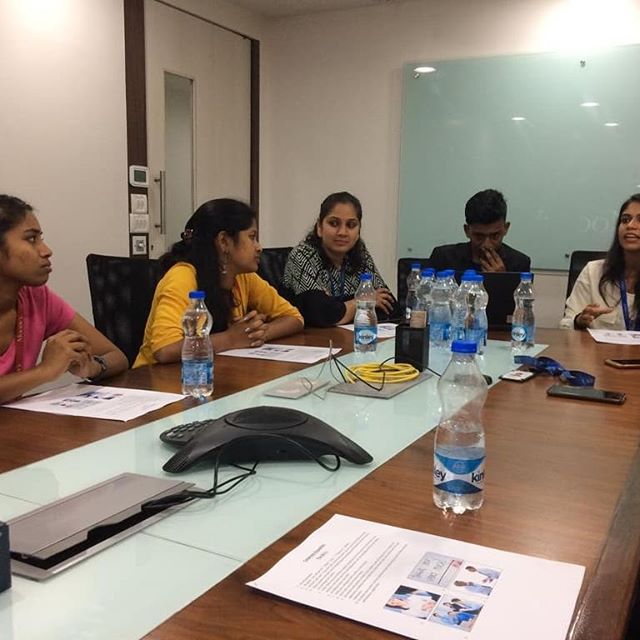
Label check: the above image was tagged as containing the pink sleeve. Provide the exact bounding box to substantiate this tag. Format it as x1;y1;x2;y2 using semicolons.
43;287;76;338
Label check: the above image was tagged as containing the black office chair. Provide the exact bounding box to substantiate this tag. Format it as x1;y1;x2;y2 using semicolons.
257;247;292;297
86;254;162;366
397;257;432;313
566;251;607;299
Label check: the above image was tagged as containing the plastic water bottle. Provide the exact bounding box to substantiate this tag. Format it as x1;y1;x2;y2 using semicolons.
181;290;214;398
433;340;488;514
471;275;489;355
511;272;535;351
442;269;459;313
354;273;377;353
429;272;452;350
405;262;422;322
410;267;435;329
450;273;475;342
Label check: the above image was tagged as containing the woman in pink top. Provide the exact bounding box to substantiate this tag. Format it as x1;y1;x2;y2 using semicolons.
0;195;128;403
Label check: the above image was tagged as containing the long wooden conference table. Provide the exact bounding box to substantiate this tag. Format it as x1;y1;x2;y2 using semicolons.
0;327;638;639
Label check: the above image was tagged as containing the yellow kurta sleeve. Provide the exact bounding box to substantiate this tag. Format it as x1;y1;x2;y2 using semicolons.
133;263;197;367
231;273;304;325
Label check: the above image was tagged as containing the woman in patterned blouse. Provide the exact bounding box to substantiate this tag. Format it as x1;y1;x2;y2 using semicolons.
283;191;398;326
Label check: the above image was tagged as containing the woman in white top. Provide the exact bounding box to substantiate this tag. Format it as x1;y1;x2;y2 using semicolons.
561;194;640;330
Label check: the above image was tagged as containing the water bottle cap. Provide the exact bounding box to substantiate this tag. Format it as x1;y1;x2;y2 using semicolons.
461;274;475;282
470;274;484;282
435;270;448;279
421;267;435;277
462;269;477;275
442;269;455;277
451;340;477;354
189;290;205;299
360;272;373;281
520;272;533;281
411;262;421;270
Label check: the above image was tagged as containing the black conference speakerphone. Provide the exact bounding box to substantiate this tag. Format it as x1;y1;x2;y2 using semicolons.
159;406;373;473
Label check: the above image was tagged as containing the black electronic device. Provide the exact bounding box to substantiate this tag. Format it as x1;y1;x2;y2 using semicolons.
0;521;11;593
394;324;429;372
160;406;373;473
605;358;640;369
546;384;626;405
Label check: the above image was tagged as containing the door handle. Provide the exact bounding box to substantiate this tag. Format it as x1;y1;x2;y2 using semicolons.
153;170;166;233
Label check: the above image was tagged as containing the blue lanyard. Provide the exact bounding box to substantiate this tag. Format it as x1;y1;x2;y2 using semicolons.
619;279;640;331
514;356;595;387
330;267;346;299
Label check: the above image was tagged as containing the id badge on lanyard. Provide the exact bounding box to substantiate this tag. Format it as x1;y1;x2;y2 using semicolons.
14;298;24;372
619;279;640;331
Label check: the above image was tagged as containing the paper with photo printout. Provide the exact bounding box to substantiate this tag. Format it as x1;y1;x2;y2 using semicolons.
218;345;340;364
4;383;184;421
248;514;584;640
340;323;398;338
587;329;640;345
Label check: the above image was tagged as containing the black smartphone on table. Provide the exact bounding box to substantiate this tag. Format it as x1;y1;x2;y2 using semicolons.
547;383;626;405
604;358;640;369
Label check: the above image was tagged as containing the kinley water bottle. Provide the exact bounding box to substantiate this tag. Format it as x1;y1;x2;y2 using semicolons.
433;340;488;514
405;262;422;322
354;273;377;353
511;272;535;352
181;290;214;398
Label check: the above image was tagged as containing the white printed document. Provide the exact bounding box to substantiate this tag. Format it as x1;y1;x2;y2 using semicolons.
248;514;584;639
588;329;640;345
340;323;397;338
218;345;340;364
4;383;184;421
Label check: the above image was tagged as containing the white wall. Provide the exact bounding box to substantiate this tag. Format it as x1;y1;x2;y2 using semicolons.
0;0;128;318
259;0;640;327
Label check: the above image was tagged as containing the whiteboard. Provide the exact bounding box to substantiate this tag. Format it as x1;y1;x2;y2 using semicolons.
398;45;640;270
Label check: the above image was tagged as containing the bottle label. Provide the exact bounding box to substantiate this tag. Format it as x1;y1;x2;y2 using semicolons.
354;326;377;346
433;451;485;495
182;360;213;386
511;324;534;343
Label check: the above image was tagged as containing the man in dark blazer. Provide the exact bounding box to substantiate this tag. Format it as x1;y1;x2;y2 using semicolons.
428;189;531;272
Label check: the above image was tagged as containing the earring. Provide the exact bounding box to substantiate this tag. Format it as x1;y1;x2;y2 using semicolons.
220;252;228;275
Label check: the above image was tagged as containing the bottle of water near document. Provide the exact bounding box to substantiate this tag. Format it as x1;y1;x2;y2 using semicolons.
181;290;214;398
471;275;489;355
405;262;422;322
429;272;452;350
354;273;377;353
433;340;487;514
511;272;535;352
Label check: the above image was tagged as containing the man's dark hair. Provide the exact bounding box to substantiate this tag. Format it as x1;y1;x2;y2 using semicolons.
464;189;507;225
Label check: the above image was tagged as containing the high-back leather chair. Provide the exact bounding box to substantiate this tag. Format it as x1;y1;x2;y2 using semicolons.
566;251;607;299
86;254;162;366
257;247;293;297
397;257;432;313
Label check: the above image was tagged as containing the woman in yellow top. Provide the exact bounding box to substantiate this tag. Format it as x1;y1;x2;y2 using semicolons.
134;199;303;367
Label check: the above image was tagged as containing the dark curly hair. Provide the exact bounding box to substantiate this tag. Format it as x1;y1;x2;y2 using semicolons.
464;189;507;225
599;193;640;317
160;198;256;332
0;195;32;248
304;191;368;274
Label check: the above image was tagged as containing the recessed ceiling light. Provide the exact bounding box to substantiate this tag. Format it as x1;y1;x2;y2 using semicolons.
511;116;526;121
580;101;599;107
414;66;436;74
604;122;619;127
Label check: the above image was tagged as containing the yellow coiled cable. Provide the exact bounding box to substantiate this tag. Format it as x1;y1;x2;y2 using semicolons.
344;362;420;385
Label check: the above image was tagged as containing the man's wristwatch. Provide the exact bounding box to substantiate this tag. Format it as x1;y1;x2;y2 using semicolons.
88;355;108;382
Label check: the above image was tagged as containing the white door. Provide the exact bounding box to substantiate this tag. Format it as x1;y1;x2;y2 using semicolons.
145;0;252;257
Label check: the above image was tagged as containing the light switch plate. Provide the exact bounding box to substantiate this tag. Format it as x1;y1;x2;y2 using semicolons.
130;194;148;214
129;213;150;233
